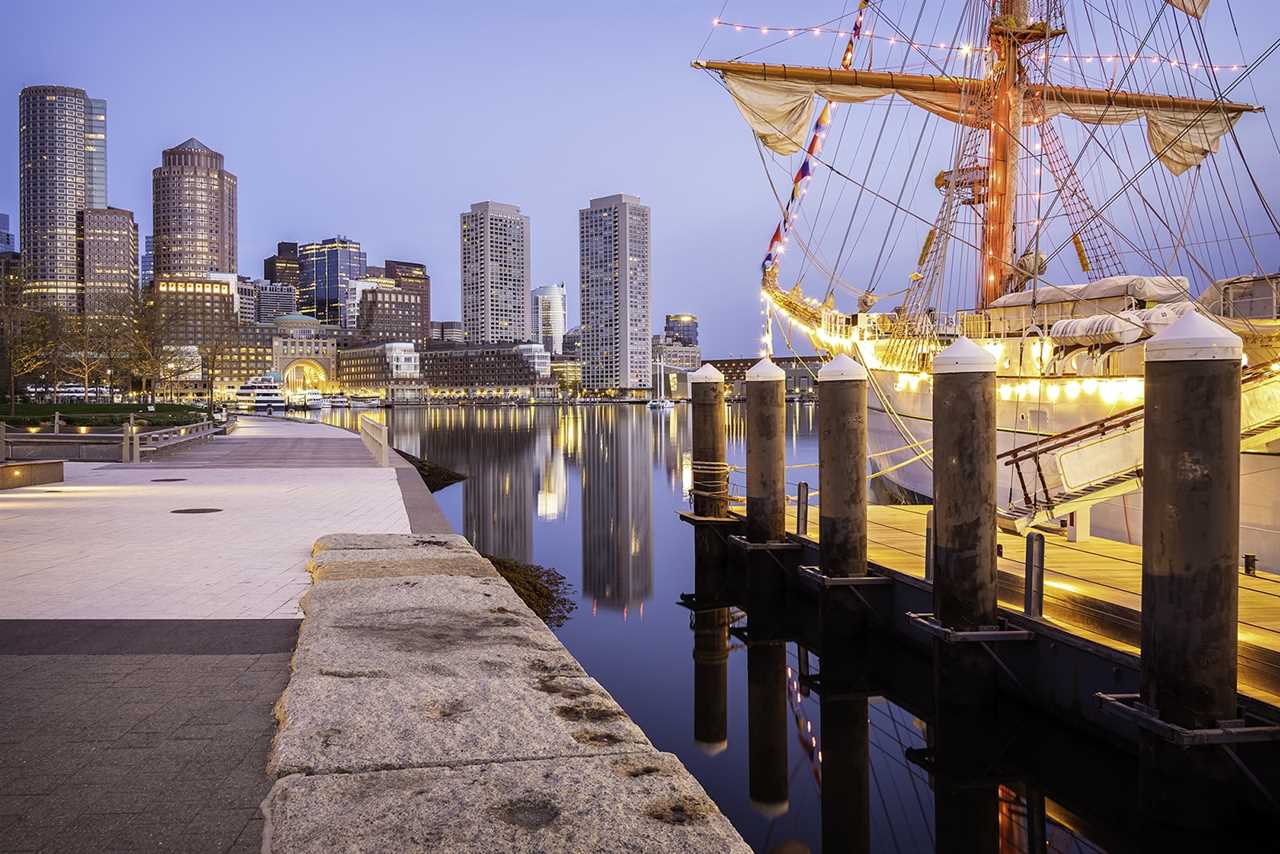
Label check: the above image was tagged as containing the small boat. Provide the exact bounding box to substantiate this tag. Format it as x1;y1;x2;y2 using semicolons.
649;354;675;409
350;396;381;408
327;395;350;408
235;374;287;414
647;398;675;410
288;389;324;410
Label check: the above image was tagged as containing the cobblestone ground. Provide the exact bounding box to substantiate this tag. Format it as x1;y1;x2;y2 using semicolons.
0;621;296;853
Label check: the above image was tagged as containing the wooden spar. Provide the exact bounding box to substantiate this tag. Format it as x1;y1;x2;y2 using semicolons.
693;59;1263;114
983;0;1025;309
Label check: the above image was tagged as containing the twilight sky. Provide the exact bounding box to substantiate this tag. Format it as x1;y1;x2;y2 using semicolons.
4;1;1279;357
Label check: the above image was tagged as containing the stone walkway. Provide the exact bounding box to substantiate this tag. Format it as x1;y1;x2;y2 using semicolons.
0;415;432;853
0;416;411;620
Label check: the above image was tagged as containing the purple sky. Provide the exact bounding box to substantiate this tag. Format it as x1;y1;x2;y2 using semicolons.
4;1;1279;357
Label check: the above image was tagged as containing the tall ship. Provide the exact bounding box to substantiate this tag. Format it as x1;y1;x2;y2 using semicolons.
697;1;1280;564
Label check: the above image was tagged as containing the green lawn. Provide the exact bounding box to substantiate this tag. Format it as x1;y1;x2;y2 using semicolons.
2;403;210;429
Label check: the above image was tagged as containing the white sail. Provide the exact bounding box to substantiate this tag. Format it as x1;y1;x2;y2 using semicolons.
723;71;1245;175
1167;0;1211;18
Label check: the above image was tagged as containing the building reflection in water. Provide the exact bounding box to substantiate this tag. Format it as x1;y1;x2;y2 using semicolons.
581;406;653;613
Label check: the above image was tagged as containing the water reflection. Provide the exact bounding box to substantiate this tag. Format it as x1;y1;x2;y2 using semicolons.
302;403;1274;852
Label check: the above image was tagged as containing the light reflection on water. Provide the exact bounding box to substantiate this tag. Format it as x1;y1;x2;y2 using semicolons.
300;403;1163;852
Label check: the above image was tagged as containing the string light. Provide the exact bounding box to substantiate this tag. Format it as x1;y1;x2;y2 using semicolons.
709;20;1246;72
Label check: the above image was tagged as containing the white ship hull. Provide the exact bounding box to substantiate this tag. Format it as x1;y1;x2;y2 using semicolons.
865;367;1280;569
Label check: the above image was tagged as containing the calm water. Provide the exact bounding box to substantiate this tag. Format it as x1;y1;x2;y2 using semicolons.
308;403;1265;852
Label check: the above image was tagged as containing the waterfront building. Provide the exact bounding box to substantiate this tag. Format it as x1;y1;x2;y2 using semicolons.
19;85;102;311
255;280;297;323
418;342;553;401
85;99;107;209
263;241;300;289
337;342;420;399
384;258;431;331
341;276;395;331
428;320;465;342
0;252;22;307
152;138;237;276
151;272;238;347
707;355;822;398
358;286;426;348
579;194;651;395
79;207;137;315
663;313;698;346
550;356;583;394
581;406;652;610
562;325;581;357
0;214;14;252
460;201;530;343
299;237;366;325
140;235;154;290
236;277;260;325
651;334;701;373
272;313;338;392
514;342;552;380
530;282;567;355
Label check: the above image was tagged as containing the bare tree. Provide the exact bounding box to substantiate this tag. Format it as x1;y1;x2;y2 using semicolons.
63;314;107;403
198;312;239;416
0;302;54;416
124;289;197;403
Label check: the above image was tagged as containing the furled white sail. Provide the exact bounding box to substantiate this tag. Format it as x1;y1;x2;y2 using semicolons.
723;72;1243;175
1167;0;1210;17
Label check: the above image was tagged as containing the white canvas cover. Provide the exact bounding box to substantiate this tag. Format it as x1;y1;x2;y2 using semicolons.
723;72;1243;175
1167;0;1211;17
987;275;1190;307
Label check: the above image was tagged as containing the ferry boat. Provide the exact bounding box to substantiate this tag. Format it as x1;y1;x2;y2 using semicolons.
327;395;350;408
698;1;1280;565
235;374;287;414
288;389;324;410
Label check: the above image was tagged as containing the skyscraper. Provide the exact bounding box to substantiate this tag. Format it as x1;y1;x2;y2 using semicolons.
384;259;431;332
664;313;698;346
140;235;154;290
85;98;107;209
460;201;530;343
530;283;567;355
152;138;237;276
79;207;137;315
264;241;300;289
579;194;651;394
255;280;297;323
19;85;100;311
299;237;366;325
0;214;14;252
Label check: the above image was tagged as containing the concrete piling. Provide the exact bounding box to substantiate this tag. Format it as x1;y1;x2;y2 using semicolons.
690;364;729;520
746;640;789;817
817;353;869;578
931;337;998;630
930;338;998;710
1140;311;1243;822
745;357;786;544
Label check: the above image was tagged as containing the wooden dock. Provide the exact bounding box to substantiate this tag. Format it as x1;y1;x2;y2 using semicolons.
729;502;1280;706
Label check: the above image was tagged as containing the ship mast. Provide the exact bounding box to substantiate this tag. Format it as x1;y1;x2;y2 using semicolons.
983;0;1028;308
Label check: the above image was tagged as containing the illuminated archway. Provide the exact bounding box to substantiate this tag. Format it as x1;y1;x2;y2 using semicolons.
281;359;328;392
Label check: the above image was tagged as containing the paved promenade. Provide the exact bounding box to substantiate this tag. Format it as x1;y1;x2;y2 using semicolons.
0;416;423;852
1;417;411;620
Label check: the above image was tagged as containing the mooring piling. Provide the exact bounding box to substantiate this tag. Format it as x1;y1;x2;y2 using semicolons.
817;353;869;578
745;357;786;544
931;337;998;630
690;364;729;520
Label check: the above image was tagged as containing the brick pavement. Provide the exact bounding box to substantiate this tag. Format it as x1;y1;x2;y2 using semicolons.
0;621;296;853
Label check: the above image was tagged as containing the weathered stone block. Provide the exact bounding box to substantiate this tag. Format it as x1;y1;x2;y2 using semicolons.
261;753;751;853
268;672;651;777
311;532;475;556
307;552;498;581
292;577;583;680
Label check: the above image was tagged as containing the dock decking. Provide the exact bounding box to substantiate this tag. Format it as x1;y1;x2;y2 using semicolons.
729;502;1280;706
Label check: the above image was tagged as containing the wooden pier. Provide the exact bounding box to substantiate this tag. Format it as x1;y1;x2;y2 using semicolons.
732;501;1280;707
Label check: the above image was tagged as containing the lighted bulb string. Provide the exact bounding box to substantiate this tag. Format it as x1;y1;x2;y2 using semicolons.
710;18;1247;75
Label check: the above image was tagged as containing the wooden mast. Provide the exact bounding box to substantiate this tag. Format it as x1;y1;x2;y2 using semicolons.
983;0;1027;308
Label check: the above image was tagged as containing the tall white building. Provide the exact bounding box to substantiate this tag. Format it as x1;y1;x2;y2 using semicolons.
579;194;651;394
460;201;530;343
530;282;567;355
